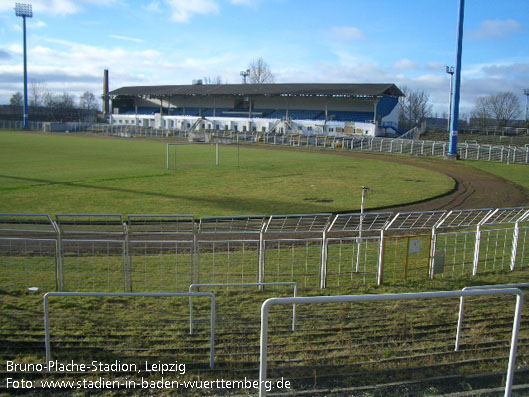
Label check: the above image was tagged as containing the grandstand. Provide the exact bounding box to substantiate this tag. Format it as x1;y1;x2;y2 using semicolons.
108;83;403;137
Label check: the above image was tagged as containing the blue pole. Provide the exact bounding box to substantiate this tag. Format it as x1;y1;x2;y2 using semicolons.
449;0;465;156
22;15;29;129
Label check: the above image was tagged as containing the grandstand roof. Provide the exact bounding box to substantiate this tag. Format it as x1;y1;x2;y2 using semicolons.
109;83;404;98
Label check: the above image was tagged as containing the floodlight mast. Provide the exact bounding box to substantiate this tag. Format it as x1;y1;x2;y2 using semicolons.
14;3;33;130
448;0;465;157
240;69;250;84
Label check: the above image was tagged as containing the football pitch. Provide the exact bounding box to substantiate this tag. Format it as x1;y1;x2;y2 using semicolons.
0;131;454;216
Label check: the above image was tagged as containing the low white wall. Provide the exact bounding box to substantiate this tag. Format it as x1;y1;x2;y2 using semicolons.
111;115;377;136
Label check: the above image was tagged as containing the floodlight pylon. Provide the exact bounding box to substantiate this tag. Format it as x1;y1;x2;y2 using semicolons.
14;3;33;130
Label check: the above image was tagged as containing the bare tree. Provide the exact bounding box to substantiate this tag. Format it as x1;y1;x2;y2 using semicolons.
79;91;99;110
58;92;76;109
42;91;57;108
203;76;223;84
42;91;76;109
9;92;23;107
488;92;521;128
29;80;48;106
471;92;521;129
470;96;492;130
248;58;274;84
398;86;433;130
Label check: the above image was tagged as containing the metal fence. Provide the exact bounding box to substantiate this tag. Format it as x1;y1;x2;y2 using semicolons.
256;133;529;165
1;208;528;292
3;119;529;164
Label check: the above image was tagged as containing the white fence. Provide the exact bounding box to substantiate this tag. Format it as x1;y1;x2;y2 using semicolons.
1;207;529;292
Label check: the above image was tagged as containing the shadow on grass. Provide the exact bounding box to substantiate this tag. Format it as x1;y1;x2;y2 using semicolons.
0;174;338;214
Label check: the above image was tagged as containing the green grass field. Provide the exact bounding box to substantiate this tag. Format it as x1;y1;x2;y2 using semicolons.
0;131;454;216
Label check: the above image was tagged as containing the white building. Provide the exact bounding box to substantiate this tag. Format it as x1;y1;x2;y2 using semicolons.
108;83;403;137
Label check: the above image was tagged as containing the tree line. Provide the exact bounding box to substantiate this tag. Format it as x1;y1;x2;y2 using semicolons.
399;87;524;131
9;80;99;111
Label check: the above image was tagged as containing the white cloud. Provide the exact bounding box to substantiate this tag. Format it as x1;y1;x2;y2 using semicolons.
469;19;524;39
32;20;47;29
143;2;162;13
163;0;219;23
393;58;418;71
108;35;145;43
331;26;365;40
8;44;22;55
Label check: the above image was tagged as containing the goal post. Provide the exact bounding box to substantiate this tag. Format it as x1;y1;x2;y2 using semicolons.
166;143;178;170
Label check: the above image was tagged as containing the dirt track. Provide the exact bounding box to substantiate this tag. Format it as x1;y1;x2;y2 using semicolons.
353;152;528;212
246;144;529;212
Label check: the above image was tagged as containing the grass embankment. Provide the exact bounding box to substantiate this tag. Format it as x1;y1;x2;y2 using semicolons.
1;268;528;395
464;160;529;199
0;131;454;216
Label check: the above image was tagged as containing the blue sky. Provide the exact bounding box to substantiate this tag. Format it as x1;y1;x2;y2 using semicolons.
0;0;528;115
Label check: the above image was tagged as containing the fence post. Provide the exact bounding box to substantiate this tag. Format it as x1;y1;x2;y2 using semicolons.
377;230;385;285
429;227;437;279
472;224;482;276
320;228;328;289
510;222;520;270
52;221;63;291
193;221;200;283
123;222;132;292
404;236;410;280
258;229;265;290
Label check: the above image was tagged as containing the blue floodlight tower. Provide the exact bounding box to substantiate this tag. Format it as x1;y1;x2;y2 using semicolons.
448;0;465;157
14;3;33;130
